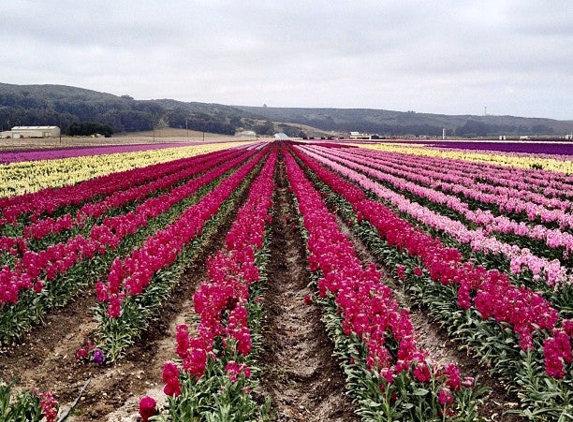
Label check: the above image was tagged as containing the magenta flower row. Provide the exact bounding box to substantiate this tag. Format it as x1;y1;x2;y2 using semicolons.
283;146;469;406
95;149;268;317
0;149;243;251
163;148;276;397
0;147;241;228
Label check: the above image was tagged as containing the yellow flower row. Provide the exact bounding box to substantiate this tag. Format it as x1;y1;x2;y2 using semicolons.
352;143;573;173
0;142;249;198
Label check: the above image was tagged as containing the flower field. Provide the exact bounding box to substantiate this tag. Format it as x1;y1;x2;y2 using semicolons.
1;139;572;421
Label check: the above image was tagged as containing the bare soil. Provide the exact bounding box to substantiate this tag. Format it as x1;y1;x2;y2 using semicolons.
258;158;358;421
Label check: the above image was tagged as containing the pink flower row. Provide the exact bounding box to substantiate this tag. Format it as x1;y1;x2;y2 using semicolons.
300;145;570;287
95;148;268;317
0;149;256;306
354;143;573;201
316;146;573;261
350;146;573;210
349;147;573;241
0;147;241;227
162;148;276;397
291;146;572;379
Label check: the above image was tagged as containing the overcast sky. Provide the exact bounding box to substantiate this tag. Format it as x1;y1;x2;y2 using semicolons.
1;1;572;120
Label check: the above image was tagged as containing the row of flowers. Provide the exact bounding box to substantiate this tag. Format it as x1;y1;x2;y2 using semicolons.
93;147;269;361
355;141;573;175
0;148;258;344
324;146;573;258
139;147;278;421
290;144;573;419
283;145;481;420
345;146;573;217
350;145;573;205
0;149;255;304
301;145;571;289
0;142;242;199
0;148;242;249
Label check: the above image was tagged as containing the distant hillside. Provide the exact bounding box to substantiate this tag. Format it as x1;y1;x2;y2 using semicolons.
1;83;572;137
235;106;573;138
0;83;268;136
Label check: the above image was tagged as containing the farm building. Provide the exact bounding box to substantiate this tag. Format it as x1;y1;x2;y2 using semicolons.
0;126;60;139
349;131;372;140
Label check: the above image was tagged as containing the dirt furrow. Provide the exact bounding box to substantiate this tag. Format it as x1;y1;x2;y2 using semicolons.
259;161;358;422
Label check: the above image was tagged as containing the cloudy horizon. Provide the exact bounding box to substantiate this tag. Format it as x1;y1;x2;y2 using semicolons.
1;1;572;120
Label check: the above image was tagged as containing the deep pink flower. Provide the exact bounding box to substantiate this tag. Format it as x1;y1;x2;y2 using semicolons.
396;265;406;281
225;361;251;383
444;363;462;391
39;391;59;422
139;396;157;422
439;388;454;406
175;324;190;359
162;362;182;396
380;367;394;383
413;359;431;382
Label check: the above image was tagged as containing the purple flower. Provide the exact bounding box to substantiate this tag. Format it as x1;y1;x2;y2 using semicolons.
92;348;105;365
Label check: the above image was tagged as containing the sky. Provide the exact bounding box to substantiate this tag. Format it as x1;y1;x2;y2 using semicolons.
1;1;572;120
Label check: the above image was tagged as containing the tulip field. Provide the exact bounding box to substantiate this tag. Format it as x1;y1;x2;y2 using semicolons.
1;139;573;421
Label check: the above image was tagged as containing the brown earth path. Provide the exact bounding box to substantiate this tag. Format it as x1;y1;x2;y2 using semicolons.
258;156;358;422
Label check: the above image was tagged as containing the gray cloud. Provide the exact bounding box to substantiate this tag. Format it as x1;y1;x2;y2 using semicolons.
1;0;572;119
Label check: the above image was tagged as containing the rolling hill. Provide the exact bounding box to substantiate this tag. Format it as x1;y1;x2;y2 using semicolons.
1;83;572;138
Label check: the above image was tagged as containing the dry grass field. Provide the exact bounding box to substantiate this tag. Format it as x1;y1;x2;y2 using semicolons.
0;128;252;152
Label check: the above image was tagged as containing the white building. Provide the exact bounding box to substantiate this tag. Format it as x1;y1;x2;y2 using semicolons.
274;132;290;139
349;131;371;140
0;126;60;139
